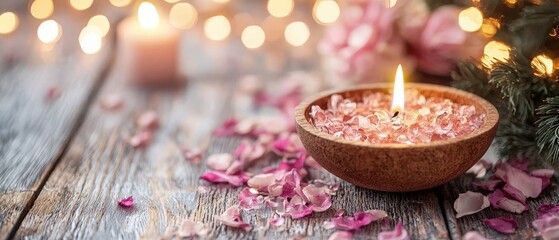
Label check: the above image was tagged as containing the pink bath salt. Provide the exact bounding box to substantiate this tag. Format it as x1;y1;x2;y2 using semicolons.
136;111;159;130
117;196;134;207
482;217;518;234
378;221;409;240
129;131;152;148
100;93;124;111
214;205;252;231
309;90;485;144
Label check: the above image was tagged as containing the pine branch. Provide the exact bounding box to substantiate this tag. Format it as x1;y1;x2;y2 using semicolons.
509;0;559;56
494;113;539;161
535;96;559;165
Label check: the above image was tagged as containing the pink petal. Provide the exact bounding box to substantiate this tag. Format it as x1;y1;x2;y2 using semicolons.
129;131;152;148
378;221;409;240
323;221;336;229
214;205;252;231
270;216;285;227
334;209;345;218
537;204;559;217
177;219;208;237
494;163;542;198
268;169;302;198
238;188;263;210
197;185;210;194
277;151;307;171
533;213;559;240
100;93;123;111
542;225;559;240
531;169;555;178
117;196;134;207
247;172;281;192
302;185;333;212
200;171;247;187
136;111;159;130
453;191;490;218
272;133;303;156
463;231;487;240
207;153;234;171
328;231;353;240
45;86;61;101
488;189;527;214
472;177;503;191
182;147;203;162
213;118;238;136
482;217;518;234
284;195;313;219
332;210;387;230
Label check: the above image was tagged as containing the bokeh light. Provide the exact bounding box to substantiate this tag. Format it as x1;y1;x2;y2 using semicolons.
138;2;159;29
459;7;483;32
212;0;230;3
384;0;397;8
284;21;309;46
531;54;554;77
170;2;198;30
37;19;61;44
70;0;93;11
109;0;132;7
0;12;19;34
313;0;340;25
88;15;110;37
242;25;266;49
30;0;54;19
481;41;510;68
268;0;294;18
79;25;103;54
204;15;231;41
164;0;181;3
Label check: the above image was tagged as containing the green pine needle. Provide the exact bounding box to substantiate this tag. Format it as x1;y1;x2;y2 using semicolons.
535;96;559;165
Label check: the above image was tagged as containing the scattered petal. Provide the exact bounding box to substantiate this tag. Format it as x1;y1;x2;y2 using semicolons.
100;93;124;111
118;196;134;207
129;131;152;148
270;216;285;227
378;221;409;240
472;177;503;191
328;231;353;240
533;211;559;240
323;221;336;229
482;217;517;234
488;189;527;214
177;219;208;237
248;172;281;191
502;184;527;203
214;205;252;231
207;153;234;171
494;163;542;198
332;210;387;230
45;86;61;101
537;204;559;217
302;184;333;212
213;118;238;136
200;171;248;186
238;187;263;210
182;147;203;162
284;195;313;219
531;169;555;178
137;111;160;130
197;185;210;194
462;231;487;240
454;191;489;218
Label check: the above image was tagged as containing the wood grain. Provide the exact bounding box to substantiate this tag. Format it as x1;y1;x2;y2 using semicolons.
442;170;559;239
0;20;114;238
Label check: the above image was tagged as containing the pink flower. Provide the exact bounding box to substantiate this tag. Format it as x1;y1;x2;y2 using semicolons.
378;221;409;240
214;205;252;231
453;191;489;218
319;1;409;84
332;209;387;230
117;196;134;207
482;217;518;234
405;6;485;76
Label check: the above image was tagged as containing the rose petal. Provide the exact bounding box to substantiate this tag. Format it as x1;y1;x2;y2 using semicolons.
494;163;542;198
488;189;527;214
213;118;238;136
332;210;387;230
270;216;285;227
462;231;487;240
177;219;208;237
378;221;409;240
537;204;559;217
215;205;252;231
472;177;503;191
328;231;353;240
129;131;152;148
248;172;282;192
207;153;234;171
502;184;527;203
182;147;203;162
531;169;555;178
284;195;313;219
302;184;333;212
454;191;489;218
323;221;336;229
137;111;159;130
117;196;134;207
334;209;346;218
197;185;210;194
482;217;517;234
200;171;248;187
100;93;124;111
238;188;263;210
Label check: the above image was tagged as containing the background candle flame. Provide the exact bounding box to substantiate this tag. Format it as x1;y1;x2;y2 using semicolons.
138;2;159;29
391;64;405;113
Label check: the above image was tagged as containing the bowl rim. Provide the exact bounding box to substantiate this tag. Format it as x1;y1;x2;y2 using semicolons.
295;83;500;149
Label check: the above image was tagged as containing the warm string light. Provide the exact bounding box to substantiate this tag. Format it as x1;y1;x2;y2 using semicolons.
70;0;93;11
37;19;61;44
384;0;398;8
88;15;110;37
531;54;554;77
204;15;231;41
242;25;265;49
138;2;160;29
458;7;483;32
481;41;510;68
79;25;103;54
110;0;132;7
169;2;198;30
268;0;294;18
284;21;310;46
0;12;18;34
313;0;340;25
30;0;54;19
481;18;499;37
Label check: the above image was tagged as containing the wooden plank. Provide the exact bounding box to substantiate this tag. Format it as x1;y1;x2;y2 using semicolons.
442;171;559;239
0;18;114;238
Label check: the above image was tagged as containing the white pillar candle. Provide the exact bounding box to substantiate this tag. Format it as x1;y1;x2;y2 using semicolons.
116;2;181;85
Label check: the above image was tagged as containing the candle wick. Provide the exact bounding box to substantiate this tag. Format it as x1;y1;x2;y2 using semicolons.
392;111;399;118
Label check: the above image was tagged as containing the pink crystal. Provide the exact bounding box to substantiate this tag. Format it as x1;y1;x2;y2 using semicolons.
309;90;485;144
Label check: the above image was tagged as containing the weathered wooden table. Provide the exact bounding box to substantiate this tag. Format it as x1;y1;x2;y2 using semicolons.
0;3;557;240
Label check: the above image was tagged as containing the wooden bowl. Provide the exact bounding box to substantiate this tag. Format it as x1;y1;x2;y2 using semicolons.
295;83;499;192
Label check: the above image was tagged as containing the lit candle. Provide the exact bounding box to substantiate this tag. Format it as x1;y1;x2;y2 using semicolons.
391;64;404;115
116;2;181;85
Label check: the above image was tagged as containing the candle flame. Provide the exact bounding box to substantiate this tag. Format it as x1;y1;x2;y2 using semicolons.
138;2;159;29
391;64;404;113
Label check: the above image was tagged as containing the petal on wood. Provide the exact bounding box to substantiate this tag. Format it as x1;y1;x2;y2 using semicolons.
328;231;353;240
117;196;134;207
206;153;234;171
454;191;489;218
462;231;487;240
482;217;518;234
214;205;252;231
378;221;410;240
